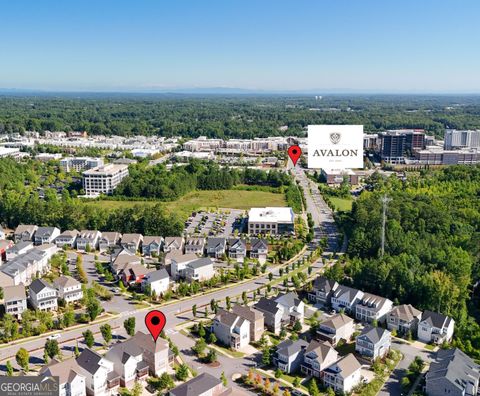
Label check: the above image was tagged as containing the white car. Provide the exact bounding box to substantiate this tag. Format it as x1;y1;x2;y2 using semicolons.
46;334;61;341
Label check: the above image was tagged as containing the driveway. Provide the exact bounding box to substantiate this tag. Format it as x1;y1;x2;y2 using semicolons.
378;339;436;396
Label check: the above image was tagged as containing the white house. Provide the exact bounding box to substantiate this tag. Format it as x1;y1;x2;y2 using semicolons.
76;349;119;396
104;338;149;388
418;310;455;344
168;252;198;280
301;340;339;378
34;227;61;245
29;279;58;311
55;230;79;248
3;284;27;318
213;309;251;350
142;269;170;296
39;358;86;396
317;313;355;346
355;292;393;324
331;285;364;314
355;326;391;360
323;353;362;393
0;248;50;287
53;275;83;304
76;230;102;251
275;292;305;325
185;258;215;282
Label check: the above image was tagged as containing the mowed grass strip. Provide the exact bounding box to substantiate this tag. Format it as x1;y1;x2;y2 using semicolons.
83;189;287;214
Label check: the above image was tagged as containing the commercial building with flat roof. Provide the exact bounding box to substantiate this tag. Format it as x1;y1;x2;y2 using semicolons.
82;164;129;196
248;207;294;235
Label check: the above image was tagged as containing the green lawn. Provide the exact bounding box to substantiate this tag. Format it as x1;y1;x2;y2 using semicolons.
83;189;287;216
329;196;353;211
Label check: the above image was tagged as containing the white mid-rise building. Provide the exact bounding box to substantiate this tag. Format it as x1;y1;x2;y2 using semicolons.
82;164;129;196
444;129;480;150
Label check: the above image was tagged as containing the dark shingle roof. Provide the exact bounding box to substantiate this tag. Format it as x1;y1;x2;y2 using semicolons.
312;276;338;293
421;310;452;329
276;339;308;357
427;348;480;392
76;349;103;374
170;373;222;396
29;279;53;294
357;326;390;344
254;297;281;315
188;257;213;269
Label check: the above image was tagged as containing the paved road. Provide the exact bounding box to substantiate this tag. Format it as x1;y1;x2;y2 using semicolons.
378;340;436;396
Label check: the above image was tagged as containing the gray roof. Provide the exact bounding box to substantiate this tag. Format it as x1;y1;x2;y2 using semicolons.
105;338;143;364
169;373;222;396
228;238;246;250
188;257;214;270
276;339;308;357
427;348;480;392
143;236;162;245
53;275;80;289
389;304;422;322
130;331;169;354
305;340;336;362
14;225;37;235
215;309;240;327
29;279;54;294
8;241;33;253
320;313;354;331
100;232;121;242
144;268;169;282
121;233;143;244
35;227;58;238
332;284;363;303
39;358;84;384
327;353;361;378
312;276;338;294
206;238;226;250
357;326;390;344
56;230;79;239
76;348;103;374
1;249;46;278
254;297;281;315
250;238;268;251
185;237;205;246
164;237;183;248
232;304;264;322
421;310;453;329
357;292;391;311
3;284;26;301
275;292;302;309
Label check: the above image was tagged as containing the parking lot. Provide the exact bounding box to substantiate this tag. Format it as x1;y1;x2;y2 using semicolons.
184;209;246;237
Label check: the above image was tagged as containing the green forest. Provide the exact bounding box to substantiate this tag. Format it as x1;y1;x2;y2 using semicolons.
330;166;480;358
1;94;480;138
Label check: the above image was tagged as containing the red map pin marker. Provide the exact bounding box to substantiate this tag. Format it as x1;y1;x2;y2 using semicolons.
145;310;166;342
288;145;302;166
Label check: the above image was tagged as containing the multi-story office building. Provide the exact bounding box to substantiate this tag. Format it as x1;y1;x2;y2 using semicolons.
60;157;104;172
248;207;295;235
82;164;129;196
444;129;480;150
414;147;480;165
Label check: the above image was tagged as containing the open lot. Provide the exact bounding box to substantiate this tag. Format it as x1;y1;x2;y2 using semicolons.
328;196;353;212
83;189;287;217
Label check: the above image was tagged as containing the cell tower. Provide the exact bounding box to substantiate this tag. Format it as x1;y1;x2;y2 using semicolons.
380;194;391;257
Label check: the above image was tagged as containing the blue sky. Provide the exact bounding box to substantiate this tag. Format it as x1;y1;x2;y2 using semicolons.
1;0;479;92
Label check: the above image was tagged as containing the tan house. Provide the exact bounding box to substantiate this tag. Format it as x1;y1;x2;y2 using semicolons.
232;304;265;342
317;313;355;346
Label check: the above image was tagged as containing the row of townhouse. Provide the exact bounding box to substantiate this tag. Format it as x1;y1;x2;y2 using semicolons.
11;225;270;261
185;237;269;263
309;276;455;344
0;244;58;288
274;338;362;394
253;292;305;334
212;304;265;350
39;331;172;396
3;275;83;318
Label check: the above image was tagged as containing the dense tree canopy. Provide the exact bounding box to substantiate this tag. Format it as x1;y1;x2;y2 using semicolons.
339;166;480;357
2;94;480;138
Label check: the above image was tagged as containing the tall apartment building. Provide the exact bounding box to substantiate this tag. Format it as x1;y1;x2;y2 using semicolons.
60;157;104;172
444;129;480;150
379;129;425;163
82;164;129;196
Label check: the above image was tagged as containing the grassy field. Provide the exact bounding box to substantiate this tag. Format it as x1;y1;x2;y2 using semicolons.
329;196;353;211
83;189;287;216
